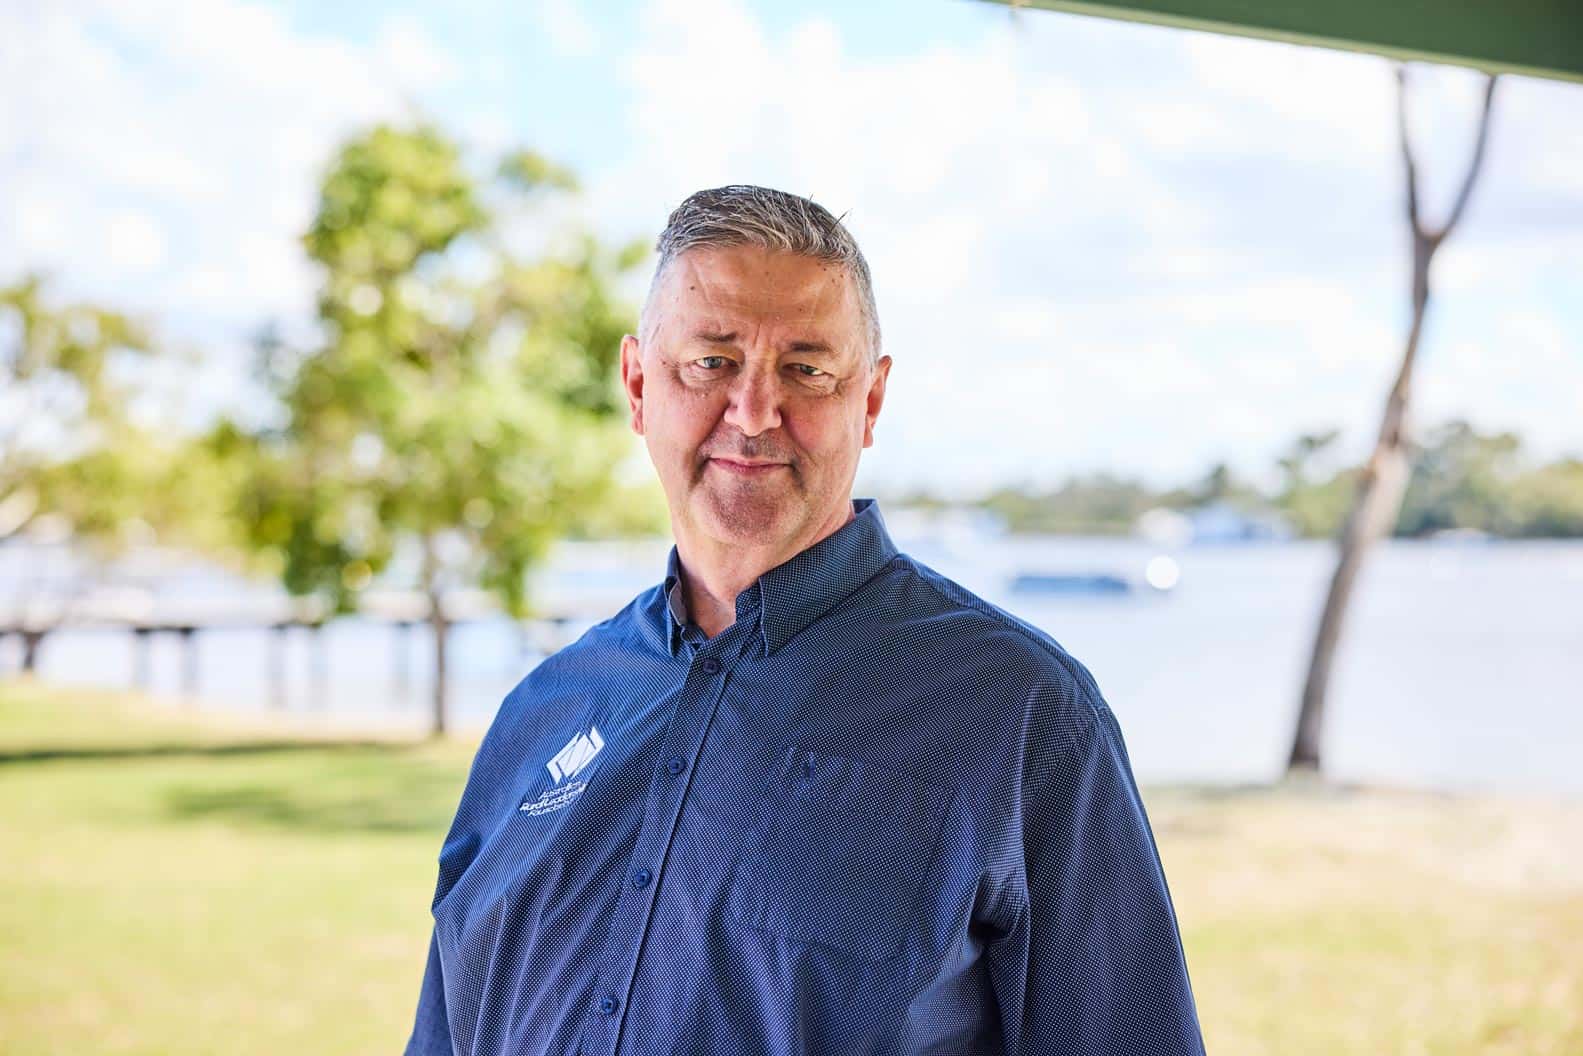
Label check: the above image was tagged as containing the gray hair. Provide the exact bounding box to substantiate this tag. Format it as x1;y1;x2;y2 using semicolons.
640;184;882;365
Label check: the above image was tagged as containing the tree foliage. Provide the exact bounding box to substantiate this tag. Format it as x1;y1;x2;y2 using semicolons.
0;276;235;670
980;473;1161;535
0;276;203;553
205;123;659;732
908;420;1583;540
1395;421;1583;538
1273;430;1354;538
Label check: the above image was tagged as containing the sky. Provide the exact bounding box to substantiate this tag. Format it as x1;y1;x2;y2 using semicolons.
3;0;1580;496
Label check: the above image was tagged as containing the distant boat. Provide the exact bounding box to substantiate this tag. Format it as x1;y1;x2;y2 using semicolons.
1185;503;1294;543
1009;555;1180;597
1010;572;1132;595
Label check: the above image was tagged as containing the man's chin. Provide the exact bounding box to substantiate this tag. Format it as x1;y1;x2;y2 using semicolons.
692;482;801;544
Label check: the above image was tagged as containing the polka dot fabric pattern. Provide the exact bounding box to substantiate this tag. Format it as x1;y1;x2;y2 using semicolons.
404;498;1206;1056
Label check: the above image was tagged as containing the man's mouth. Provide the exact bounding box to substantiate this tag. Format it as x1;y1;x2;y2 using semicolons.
707;457;789;476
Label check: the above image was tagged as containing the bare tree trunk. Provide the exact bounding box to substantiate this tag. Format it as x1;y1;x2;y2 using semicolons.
1289;68;1498;774
422;535;449;739
20;628;46;672
267;623;287;710
308;620;328;711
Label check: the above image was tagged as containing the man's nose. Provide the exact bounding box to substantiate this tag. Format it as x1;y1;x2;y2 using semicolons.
722;365;783;437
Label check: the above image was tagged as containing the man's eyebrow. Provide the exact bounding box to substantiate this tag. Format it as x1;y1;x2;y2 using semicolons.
687;329;835;355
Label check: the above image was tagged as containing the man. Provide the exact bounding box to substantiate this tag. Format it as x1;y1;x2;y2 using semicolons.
405;185;1205;1055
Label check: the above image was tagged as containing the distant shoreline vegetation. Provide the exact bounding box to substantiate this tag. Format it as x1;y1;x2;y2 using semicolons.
889;420;1583;540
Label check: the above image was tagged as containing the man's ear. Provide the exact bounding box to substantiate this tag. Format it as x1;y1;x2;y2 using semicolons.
862;354;891;448
619;334;644;436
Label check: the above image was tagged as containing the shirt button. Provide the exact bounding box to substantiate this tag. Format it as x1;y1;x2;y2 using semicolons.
666;756;685;775
600;995;620;1015
701;657;722;675
631;867;652;889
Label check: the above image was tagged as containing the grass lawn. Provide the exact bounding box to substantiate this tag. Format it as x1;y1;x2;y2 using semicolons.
2;677;1580;1054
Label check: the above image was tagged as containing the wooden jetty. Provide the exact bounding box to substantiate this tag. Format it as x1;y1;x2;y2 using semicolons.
0;585;633;706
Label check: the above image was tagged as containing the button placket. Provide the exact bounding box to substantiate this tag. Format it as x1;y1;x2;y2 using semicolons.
581;634;745;1054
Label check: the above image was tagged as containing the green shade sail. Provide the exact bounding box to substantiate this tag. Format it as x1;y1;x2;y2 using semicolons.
985;0;1583;83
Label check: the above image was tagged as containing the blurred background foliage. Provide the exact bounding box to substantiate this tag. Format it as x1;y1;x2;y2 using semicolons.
919;419;1583;538
205;123;663;733
3;121;670;734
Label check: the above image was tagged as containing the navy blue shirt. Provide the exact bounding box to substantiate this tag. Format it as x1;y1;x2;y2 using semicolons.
406;498;1204;1055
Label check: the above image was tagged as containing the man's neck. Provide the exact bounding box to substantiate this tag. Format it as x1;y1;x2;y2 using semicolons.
675;500;857;638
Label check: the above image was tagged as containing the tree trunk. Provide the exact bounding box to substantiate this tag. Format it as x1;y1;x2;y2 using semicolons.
20;628;46;672
422;536;449;739
1288;68;1497;774
267;623;287;710
428;602;449;739
1290;307;1417;770
134;627;153;690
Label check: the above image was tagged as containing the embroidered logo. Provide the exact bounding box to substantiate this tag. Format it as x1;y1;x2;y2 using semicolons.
548;726;604;782
519;726;603;816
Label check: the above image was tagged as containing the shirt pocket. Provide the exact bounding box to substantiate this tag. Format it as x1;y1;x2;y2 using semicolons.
725;744;956;963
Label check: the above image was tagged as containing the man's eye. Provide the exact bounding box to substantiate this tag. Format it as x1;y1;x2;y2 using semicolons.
696;355;729;369
791;364;826;377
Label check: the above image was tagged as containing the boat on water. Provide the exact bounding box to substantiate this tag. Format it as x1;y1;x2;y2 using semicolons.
1010;572;1132;595
1008;554;1181;597
882;504;1183;599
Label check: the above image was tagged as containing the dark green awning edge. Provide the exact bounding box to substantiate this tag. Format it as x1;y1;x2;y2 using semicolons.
981;0;1583;83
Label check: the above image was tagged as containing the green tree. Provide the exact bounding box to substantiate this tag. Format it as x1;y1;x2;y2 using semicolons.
0;277;209;669
982;473;1160;535
3;276;147;543
210;124;657;736
1396;420;1523;536
1508;458;1583;537
1272;428;1354;537
1180;461;1266;511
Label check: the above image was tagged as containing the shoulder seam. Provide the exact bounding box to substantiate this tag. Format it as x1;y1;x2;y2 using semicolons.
901;556;1107;717
900;557;1104;784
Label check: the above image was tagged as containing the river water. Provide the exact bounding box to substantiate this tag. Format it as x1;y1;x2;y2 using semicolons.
7;533;1582;798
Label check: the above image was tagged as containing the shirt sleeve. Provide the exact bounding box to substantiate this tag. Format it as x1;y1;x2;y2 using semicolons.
402;678;527;1056
403;926;454;1055
986;697;1206;1055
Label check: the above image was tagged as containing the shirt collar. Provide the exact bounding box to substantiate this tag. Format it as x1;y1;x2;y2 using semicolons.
661;497;899;658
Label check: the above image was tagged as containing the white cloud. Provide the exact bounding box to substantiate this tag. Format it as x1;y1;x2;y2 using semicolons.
106;211;169;275
608;0;1582;493
461;109;519;156
536;0;598;57
1418;312;1583;463
374;14;460;89
1;0;1576;492
0;1;449;338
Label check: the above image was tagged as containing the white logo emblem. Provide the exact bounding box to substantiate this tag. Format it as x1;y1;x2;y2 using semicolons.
520;726;603;816
548;726;604;782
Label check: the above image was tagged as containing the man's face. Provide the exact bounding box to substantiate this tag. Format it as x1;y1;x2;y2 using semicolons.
620;243;890;554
